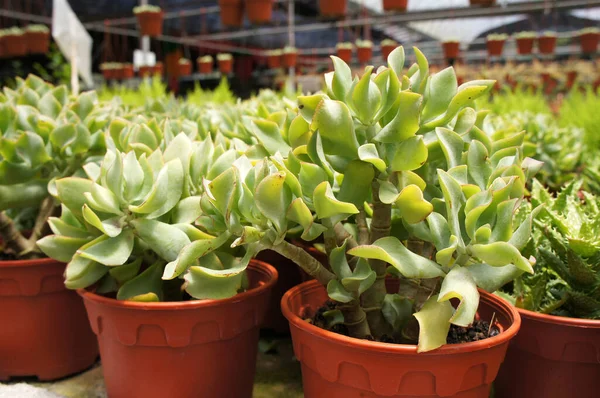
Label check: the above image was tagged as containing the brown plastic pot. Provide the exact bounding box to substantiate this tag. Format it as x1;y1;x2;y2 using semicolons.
486;39;505;57
138;65;152;77
79;260;277;398
579;32;600;54
282;280;521;398
381;44;397;60
267;53;282;68
336;48;352;64
0;258;98;381
282;52;298;68
538;36;557;55
178;62;192;76
442;42;460;60
245;0;273;24
218;58;234;74
198;60;214;74
566;70;578;89
3;35;27;57
153;62;164;76
319;0;347;18
122;64;134;79
25;31;50;54
383;0;408;12
495;309;600;398
357;47;373;64
516;37;535;55
219;0;244;27
469;0;495;5
136;11;163;37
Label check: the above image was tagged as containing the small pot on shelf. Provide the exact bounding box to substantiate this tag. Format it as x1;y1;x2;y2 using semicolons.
197;56;214;74
25;25;50;54
218;53;234;74
266;49;283;69
486;33;507;57
122;63;134;79
282;47;298;68
335;43;353;64
2;28;27;57
515;32;536;55
442;40;460;61
356;40;373;64
538;32;557;55
178;58;192;76
133;5;163;37
578;28;600;54
380;39;398;60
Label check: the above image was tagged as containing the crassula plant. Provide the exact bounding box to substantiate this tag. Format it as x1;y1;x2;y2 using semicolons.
143;46;540;351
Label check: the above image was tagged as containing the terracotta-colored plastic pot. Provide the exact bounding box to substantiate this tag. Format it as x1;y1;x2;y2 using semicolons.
178;62;192;76
267;53;282;68
198;60;214;74
0;36;5;58
486;39;505;57
3;35;27;57
516;37;535;55
336;48;352;64
566;70;578;89
0;258;99;381
219;0;244;27
383;0;408;11
122;64;134;79
136;11;163;37
282;280;521;398
218;58;234;74
538;36;557;55
246;0;273;24
495;308;600;398
138;65;152;77
153;62;164;75
282;52;298;68
381;44;396;60
25;31;50;54
541;73;557;95
442;42;460;60
469;0;495;5
79;260;277;398
357;47;373;64
102;68;117;80
319;0;347;18
579;32;600;54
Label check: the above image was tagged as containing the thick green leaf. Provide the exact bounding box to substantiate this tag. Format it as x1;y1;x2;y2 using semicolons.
117;261;163;302
352;66;382;125
357;143;386;172
78;230;134;266
391;136;428;171
131;219;192;262
396;185;433;224
338;160;375;207
163;232;231;280
255;171;292;233
327;279;354;303
310;99;359;160
470;242;534;273
64;254;108;289
183;252;246;300
37;235;90;263
436;128;464;169
438;266;479;326
56;177;93;219
252;119;291;155
373;91;422;143
313;181;359;221
423;66;457;121
382;293;413;333
414;295;454;352
387;46;405;78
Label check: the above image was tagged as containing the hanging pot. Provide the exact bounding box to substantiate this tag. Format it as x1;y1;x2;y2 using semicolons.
357;46;373;63
579;31;600;54
486;39;505;57
79;260;276;398
282;51;298;68
516;37;535;55
442;41;460;60
136;10;164;37
245;0;274;24
25;31;50;54
219;0;244;27
319;0;347;18
495;308;600;398
538;35;557;55
0;258;98;381
382;0;408;12
282;280;521;398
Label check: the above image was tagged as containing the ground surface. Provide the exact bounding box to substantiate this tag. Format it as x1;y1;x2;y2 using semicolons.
0;338;303;398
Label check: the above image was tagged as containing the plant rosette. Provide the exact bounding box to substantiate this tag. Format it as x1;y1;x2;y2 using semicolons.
486;34;507;57
282;46;298;68
178;58;192;76
266;49;283;69
2;27;27;57
515;32;536;55
578;27;600;54
197;56;214;74
356;40;373;63
245;0;274;24
538;32;557;55
381;39;398;60
319;0;347;18
25;24;50;54
133;5;163;37
335;43;353;64
219;0;244;27
217;53;234;74
442;40;460;59
383;0;408;12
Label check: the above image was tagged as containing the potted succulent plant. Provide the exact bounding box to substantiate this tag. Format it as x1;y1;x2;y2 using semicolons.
496;180;600;398
442;39;460;60
538;31;557;55
266;49;283;69
192;46;540;397
3;27;27;57
356;39;373;63
282;46;298;68
25;24;50;54
133;5;163;37
178;58;192;76
380;39;398;60
578;27;600;54
197;55;214;74
319;0;347;18
383;0;408;12
217;53;234;74
0;75;102;380
515;31;536;55
245;0;274;24
486;33;507;57
100;62;119;80
335;42;353;64
219;0;244;27
38;122;278;397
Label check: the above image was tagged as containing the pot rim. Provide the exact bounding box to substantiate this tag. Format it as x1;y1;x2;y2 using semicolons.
517;306;600;328
0;256;59;268
282;279;521;356
77;259;277;311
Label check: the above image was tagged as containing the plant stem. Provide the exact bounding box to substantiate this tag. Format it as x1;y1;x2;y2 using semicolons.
28;196;57;245
0;211;36;257
340;300;371;339
323;228;337;257
270;240;336;285
333;223;358;250
356;209;369;245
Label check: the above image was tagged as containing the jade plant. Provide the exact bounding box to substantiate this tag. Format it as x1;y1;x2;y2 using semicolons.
157;46;540;351
508;180;600;319
0;75;105;259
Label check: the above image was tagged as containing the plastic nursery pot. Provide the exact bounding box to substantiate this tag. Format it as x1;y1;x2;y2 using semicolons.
245;0;274;24
469;0;495;5
442;42;460;60
219;0;244;27
79;260;277;398
178;62;192;76
136;11;163;37
319;0;347;18
3;35;27;57
516;37;535;55
267;54;281;69
566;70;578;89
122;64;134;79
198;60;214;74
282;280;521;398
538;36;557;55
579;32;600;54
282;52;298;68
486;39;505;57
383;0;408;12
218;58;234;74
25;31;50;54
381;44;397;60
357;47;373;64
0;258;99;381
336;48;352;64
495;309;600;398
138;65;152;77
153;62;164;75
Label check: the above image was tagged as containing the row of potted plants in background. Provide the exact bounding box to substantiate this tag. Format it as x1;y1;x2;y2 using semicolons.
1;46;599;398
0;25;51;58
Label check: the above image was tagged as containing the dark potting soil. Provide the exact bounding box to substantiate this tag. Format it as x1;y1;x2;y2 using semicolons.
0;251;18;261
307;301;500;345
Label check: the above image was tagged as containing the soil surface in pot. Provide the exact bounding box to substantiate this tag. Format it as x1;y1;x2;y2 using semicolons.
308;300;500;345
